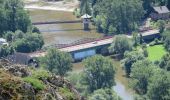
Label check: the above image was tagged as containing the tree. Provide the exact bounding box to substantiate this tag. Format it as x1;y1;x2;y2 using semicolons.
164;34;170;52
159;53;170;71
147;70;170;100
109;35;133;57
0;45;14;58
80;0;91;15
45;48;73;77
132;32;140;47
122;51;145;76
82;55;116;92
12;32;44;53
0;0;31;34
88;89;121;100
92;0;144;34
168;0;170;9
156;20;166;33
130;60;155;94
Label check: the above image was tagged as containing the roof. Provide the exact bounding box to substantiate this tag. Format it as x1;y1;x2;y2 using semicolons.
0;38;7;43
7;53;32;65
140;29;159;37
81;14;92;19
153;6;170;14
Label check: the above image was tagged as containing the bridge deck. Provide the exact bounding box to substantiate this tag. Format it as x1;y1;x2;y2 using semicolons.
28;29;159;58
59;37;113;52
28;36;113;58
32;20;82;25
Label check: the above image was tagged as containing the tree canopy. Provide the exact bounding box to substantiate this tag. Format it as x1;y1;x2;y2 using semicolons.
0;0;31;34
88;88;121;100
122;51;145;76
45;48;73;77
130;60;155;94
147;70;170;100
109;35;133;57
82;55;116;92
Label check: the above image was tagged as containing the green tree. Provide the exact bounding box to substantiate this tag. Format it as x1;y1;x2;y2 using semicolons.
147;70;170;100
80;0;91;15
164;34;170;52
159;53;170;71
109;35;133;57
12;32;44;53
122;51;145;76
92;0;144;34
0;45;14;57
82;55;116;92
45;48;73;77
88;89;121;100
132;32;140;47
156;20;166;33
0;0;31;34
130;60;155;94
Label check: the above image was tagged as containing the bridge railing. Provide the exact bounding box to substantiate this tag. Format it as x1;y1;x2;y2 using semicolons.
32;20;82;25
44;36;113;50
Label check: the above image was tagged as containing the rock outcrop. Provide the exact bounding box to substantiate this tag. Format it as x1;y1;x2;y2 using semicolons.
0;59;82;100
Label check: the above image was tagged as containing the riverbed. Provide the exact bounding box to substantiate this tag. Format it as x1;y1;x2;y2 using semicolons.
29;10;102;46
27;4;134;100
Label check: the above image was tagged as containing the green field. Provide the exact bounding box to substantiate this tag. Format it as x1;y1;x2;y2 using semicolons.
147;45;167;61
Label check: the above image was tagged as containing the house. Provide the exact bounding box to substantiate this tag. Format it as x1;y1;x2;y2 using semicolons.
0;38;8;46
6;52;38;67
150;6;170;20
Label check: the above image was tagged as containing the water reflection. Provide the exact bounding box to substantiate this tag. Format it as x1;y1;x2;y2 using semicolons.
113;81;134;100
29;10;103;45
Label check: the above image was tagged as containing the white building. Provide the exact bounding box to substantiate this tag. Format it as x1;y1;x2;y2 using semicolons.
0;38;8;46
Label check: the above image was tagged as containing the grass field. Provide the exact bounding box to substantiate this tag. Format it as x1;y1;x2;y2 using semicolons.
147;45;167;61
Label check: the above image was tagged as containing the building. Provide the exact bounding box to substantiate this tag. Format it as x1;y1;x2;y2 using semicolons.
6;52;38;67
150;6;170;20
81;14;92;30
140;29;160;41
0;38;8;46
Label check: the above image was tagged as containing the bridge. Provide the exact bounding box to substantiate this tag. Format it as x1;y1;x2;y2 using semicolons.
6;29;160;65
28;36;114;60
32;20;82;25
28;29;159;60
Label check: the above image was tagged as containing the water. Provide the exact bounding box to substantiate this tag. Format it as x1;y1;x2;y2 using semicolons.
29;9;134;100
72;59;134;100
113;81;134;100
29;10;102;46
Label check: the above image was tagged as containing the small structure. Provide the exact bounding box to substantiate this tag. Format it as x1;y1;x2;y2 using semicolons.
6;52;38;67
150;6;170;20
140;29;160;40
81;14;92;30
0;38;8;46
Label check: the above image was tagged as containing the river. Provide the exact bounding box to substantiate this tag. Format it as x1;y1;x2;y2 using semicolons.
29;10;102;46
28;9;134;100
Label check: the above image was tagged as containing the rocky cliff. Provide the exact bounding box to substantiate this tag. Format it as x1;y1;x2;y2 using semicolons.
0;59;82;100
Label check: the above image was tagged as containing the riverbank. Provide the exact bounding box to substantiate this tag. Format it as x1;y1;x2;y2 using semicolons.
24;0;79;12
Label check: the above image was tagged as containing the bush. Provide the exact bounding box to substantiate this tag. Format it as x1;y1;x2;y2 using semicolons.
149;39;163;46
31;69;50;79
22;77;45;90
59;87;76;100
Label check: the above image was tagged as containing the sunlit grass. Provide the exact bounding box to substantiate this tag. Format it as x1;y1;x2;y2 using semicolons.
147;45;166;61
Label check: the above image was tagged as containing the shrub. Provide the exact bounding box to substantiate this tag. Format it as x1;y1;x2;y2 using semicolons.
31;69;50;79
149;39;163;46
22;77;45;90
59;87;76;100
